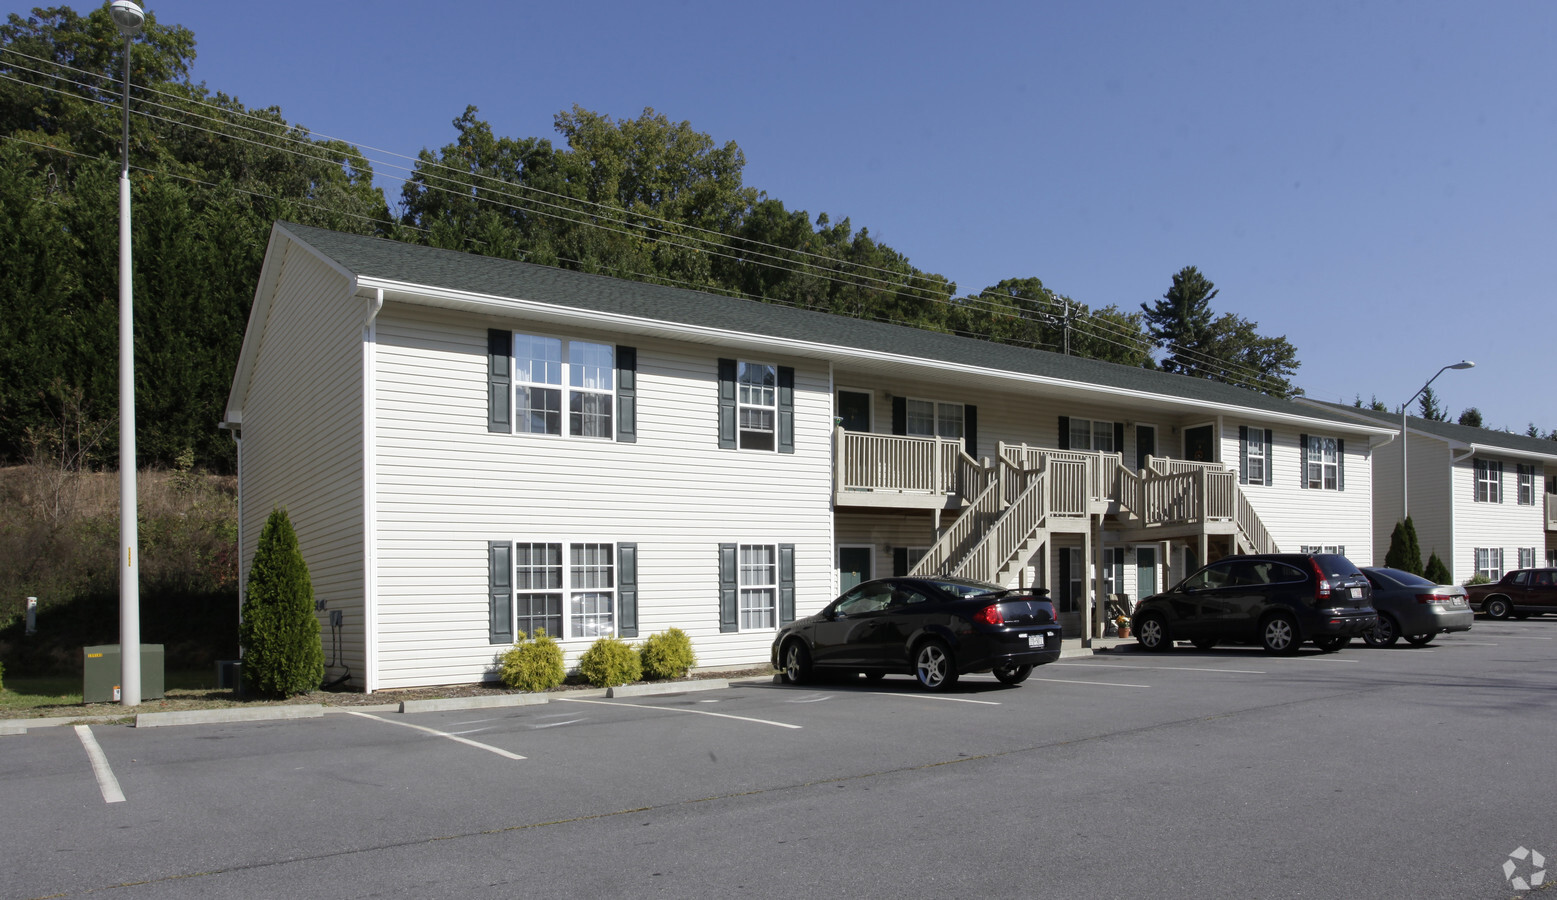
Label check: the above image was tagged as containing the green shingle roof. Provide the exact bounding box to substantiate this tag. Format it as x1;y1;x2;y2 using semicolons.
279;222;1378;430
1313;401;1557;459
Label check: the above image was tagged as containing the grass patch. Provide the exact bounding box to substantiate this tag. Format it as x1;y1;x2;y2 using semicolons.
1;669;219;714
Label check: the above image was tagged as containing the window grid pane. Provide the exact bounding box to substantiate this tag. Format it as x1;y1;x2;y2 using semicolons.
738;362;778;450
517;386;562;435
905;399;936;437
936;403;964;441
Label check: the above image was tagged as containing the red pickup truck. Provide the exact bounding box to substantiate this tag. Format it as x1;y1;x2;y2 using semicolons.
1465;568;1557;619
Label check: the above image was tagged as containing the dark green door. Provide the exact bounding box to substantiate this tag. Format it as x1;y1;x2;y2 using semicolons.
838;546;872;594
838;390;871;432
1184;425;1215;463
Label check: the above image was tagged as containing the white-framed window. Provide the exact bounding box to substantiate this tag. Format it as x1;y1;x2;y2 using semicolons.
1517;464;1535;505
512;540;615;639
1474;459;1503;503
513;334;614;438
1300;544;1347;556
739;544;777;629
1519;547;1537;569
905;398;965;442
1548;549;1557;567
1246;428;1267;484
1061;546;1084;614
1068;417;1115;453
1475;547;1503;581
1104;547;1126;594
1305;436;1339;490
738;362;777;451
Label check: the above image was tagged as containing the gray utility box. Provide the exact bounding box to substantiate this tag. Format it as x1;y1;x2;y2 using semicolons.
82;645;165;703
215;659;242;695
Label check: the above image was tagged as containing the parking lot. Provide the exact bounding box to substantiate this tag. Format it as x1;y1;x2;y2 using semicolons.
5;620;1556;899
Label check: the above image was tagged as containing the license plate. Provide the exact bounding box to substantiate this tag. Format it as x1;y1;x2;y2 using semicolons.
1028;634;1045;648
1349;586;1363;599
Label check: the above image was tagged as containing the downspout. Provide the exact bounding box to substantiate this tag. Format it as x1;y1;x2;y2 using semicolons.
363;287;384;691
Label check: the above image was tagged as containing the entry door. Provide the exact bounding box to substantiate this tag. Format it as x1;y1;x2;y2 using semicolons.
1135;546;1157;601
1136;425;1157;472
1184;425;1215;463
837;390;871;432
837;546;873;595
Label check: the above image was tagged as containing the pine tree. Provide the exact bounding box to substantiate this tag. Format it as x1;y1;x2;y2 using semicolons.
1384;518;1423;575
238;507;323;697
1424;552;1451;585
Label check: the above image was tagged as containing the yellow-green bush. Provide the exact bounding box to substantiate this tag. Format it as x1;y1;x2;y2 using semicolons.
578;636;642;687
498;630;565;692
640;627;696;680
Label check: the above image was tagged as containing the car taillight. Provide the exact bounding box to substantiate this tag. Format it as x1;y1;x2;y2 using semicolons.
1416;593;1447;605
974;605;1005;626
1309;558;1332;602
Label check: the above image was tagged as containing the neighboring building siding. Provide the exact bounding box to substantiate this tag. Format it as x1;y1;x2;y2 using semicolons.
369;308;834;689
1219;422;1373;562
1451;455;1545;582
235;248;368;686
1408;437;1454;571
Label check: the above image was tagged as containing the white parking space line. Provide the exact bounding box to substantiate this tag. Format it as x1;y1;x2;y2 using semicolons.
1055;662;1267;675
1491;635;1555;641
1030;677;1150;688
863;690;1001;705
556;697;802;729
74;725;125;804
343;711;525;759
1448;640;1499;646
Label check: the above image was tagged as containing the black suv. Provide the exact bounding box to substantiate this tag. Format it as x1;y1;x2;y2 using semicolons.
1131;553;1377;654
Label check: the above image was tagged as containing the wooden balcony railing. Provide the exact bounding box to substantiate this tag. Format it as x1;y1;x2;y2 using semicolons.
835;430;971;496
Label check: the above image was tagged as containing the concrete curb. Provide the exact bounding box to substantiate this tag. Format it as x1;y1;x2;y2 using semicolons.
398;693;550;714
136;704;325;728
607;678;728;698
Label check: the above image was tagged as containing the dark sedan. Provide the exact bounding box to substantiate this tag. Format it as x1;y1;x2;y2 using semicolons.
771;577;1061;691
1359;567;1473;646
1131;552;1377;655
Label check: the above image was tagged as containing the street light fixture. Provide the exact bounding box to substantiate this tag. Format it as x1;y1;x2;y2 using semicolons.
1401;360;1475;523
113;0;144;706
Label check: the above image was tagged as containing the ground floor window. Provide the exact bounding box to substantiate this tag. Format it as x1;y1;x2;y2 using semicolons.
512;540;615;639
1518;547;1537;569
1475;547;1503;582
1300;544;1347;556
739;544;777;629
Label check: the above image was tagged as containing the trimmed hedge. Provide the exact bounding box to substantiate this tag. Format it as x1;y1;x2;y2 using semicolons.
578;636;641;687
498;630;565;692
640;627;697;680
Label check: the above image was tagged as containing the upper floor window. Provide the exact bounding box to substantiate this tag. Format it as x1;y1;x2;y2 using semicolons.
1303;435;1341;490
719;359;794;453
905;398;965;442
1474;459;1503;503
1067;417;1116;453
738;362;777;451
1517;464;1535;505
1241;426;1272;486
510;333;615;439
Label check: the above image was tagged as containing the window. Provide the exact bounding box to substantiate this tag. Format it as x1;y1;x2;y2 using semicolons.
1519;547;1537;569
504;541;617;640
1300;544;1347;556
1517;464;1535;505
905;398;965;442
1548;549;1557;567
739;544;777;629
1475;547;1503;582
737;362;777;451
1067;417;1116;453
1240;426;1273;486
1059;546;1084;613
1104;547;1126;595
513;334;613;438
1474;459;1503;503
1304;436;1340;490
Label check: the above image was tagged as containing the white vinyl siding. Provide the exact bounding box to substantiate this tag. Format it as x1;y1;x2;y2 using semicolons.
369;310;833;687
1452;456;1545;583
232;246;368;688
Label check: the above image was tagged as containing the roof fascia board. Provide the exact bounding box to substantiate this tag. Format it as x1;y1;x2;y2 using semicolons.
359;276;1389;437
1449;442;1557;464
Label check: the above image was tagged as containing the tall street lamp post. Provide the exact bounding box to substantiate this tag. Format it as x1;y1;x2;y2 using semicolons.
1401;361;1475;523
111;0;144;706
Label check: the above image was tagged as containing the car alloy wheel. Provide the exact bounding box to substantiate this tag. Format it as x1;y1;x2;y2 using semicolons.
1485;597;1511;620
913;640;959;692
1136;614;1170;652
781;641;812;685
1364;614;1399;647
1261;614;1300;655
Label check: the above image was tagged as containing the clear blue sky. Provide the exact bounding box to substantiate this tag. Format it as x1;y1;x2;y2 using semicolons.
87;0;1557;431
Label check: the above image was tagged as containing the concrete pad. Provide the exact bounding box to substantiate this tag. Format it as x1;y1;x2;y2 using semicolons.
136;704;324;728
608;679;729;698
397;693;550;714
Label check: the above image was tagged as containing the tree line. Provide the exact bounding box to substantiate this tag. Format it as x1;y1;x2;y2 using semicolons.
2;4;1302;476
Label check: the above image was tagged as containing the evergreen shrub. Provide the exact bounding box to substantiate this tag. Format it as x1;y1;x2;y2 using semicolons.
1423;552;1452;585
238;508;324;698
640;627;697;680
1384;518;1423;575
498;630;565;692
578;636;641;687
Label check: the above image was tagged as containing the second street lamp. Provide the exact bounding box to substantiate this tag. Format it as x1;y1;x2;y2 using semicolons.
1400;361;1475;523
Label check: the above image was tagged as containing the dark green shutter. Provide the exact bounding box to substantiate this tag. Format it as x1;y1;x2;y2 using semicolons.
1337;439;1345;491
488;330;511;434
1264;430;1273;486
617;543;638;638
717;359;737;449
1238;426;1249;484
1299;433;1308;489
718;543;738;632
1058;548;1072;606
1058;416;1070;450
965;405;978;457
892;397;907;435
616;346;636;444
779;544;795;625
778;366;795;454
893;547;909;577
1113;422;1124;456
489;541;513;644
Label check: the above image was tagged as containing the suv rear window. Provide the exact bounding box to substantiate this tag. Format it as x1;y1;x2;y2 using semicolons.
1314;554;1362;579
